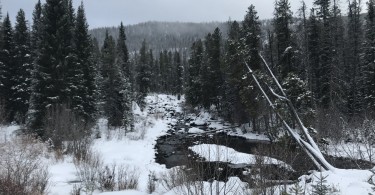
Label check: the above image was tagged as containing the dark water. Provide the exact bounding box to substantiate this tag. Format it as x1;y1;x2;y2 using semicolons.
154;111;374;184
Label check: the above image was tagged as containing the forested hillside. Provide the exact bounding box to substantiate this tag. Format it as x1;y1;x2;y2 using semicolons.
89;21;229;53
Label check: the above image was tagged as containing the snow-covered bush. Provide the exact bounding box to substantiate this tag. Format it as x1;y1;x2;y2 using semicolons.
0;135;49;194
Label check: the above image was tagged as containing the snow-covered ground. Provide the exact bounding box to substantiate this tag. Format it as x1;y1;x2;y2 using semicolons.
1;94;375;194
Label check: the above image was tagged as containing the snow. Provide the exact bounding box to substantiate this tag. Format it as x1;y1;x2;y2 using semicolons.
0;124;20;143
188;127;205;133
2;94;375;194
189;144;293;170
48;158;78;195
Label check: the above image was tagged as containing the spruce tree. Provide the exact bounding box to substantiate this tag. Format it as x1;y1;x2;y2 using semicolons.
0;14;15;122
136;40;151;109
307;9;320;104
31;0;42;54
314;0;333;108
12;9;32;123
174;51;183;99
273;0;295;79
28;0;77;134
330;0;346;111
74;3;97;122
363;0;375;115
240;5;263;132
186;40;203;107
116;22;133;131
223;21;248;123
101;31;127;127
346;0;364;116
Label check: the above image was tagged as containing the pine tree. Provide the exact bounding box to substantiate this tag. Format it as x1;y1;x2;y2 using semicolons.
346;0;364;116
222;21;248;123
240;5;263;132
330;0;346;111
31;0;42;54
311;173;330;195
101;31;127;127
186;40;203;107
307;8;320;104
116;22;133;131
274;0;295;79
136;40;151;109
117;22;131;78
74;3;97;122
174;51;183;99
313;0;334;109
200;28;223;109
12;9;32;123
362;0;375;115
28;0;77;134
0;14;15;122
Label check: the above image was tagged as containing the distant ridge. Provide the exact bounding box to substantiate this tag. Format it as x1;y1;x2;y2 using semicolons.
90;21;229;53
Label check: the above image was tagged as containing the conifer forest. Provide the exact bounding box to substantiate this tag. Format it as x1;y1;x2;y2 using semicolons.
1;0;375;194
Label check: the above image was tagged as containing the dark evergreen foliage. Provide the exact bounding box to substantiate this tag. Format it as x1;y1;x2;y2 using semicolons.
0;14;15;122
136;40;152;109
74;3;97;122
363;0;375;115
273;0;295;79
12;9;32;123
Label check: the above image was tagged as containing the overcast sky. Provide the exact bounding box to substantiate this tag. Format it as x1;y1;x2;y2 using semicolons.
0;0;350;29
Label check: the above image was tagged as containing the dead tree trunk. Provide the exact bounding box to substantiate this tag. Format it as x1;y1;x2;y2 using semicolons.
243;53;335;171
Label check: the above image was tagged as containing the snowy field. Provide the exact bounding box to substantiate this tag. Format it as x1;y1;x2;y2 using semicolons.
0;94;375;194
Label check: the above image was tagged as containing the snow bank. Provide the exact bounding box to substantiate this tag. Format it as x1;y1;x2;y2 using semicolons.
189;144;292;170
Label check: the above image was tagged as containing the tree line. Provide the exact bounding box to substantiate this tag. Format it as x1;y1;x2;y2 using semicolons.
1;0;375;142
0;0;137;137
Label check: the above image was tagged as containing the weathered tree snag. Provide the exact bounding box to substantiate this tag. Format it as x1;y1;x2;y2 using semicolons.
243;53;335;171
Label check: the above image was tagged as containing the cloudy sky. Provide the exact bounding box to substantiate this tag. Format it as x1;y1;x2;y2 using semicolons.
1;0;344;29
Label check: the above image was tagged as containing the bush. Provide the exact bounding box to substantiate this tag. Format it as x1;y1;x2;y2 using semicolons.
75;150;139;193
44;103;93;158
0;135;49;195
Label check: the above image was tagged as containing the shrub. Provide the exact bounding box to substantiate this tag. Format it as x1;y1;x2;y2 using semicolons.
0;135;49;195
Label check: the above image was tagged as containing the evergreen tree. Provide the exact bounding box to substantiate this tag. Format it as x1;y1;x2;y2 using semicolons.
174;51;183;99
296;1;309;79
101;31;127;127
346;0;364;116
117;22;131;78
0;14;15;122
314;0;333;108
116;22;133;131
363;0;375;115
273;0;295;79
28;0;77;134
240;5;263;131
74;3;97;122
200;28;223;108
12;9;32;123
31;0;42;54
330;0;346;111
136;40;152;109
186;40;203;107
222;21;248;123
307;9;320;104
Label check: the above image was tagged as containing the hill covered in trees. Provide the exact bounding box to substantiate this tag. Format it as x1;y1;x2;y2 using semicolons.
90;21;229;53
